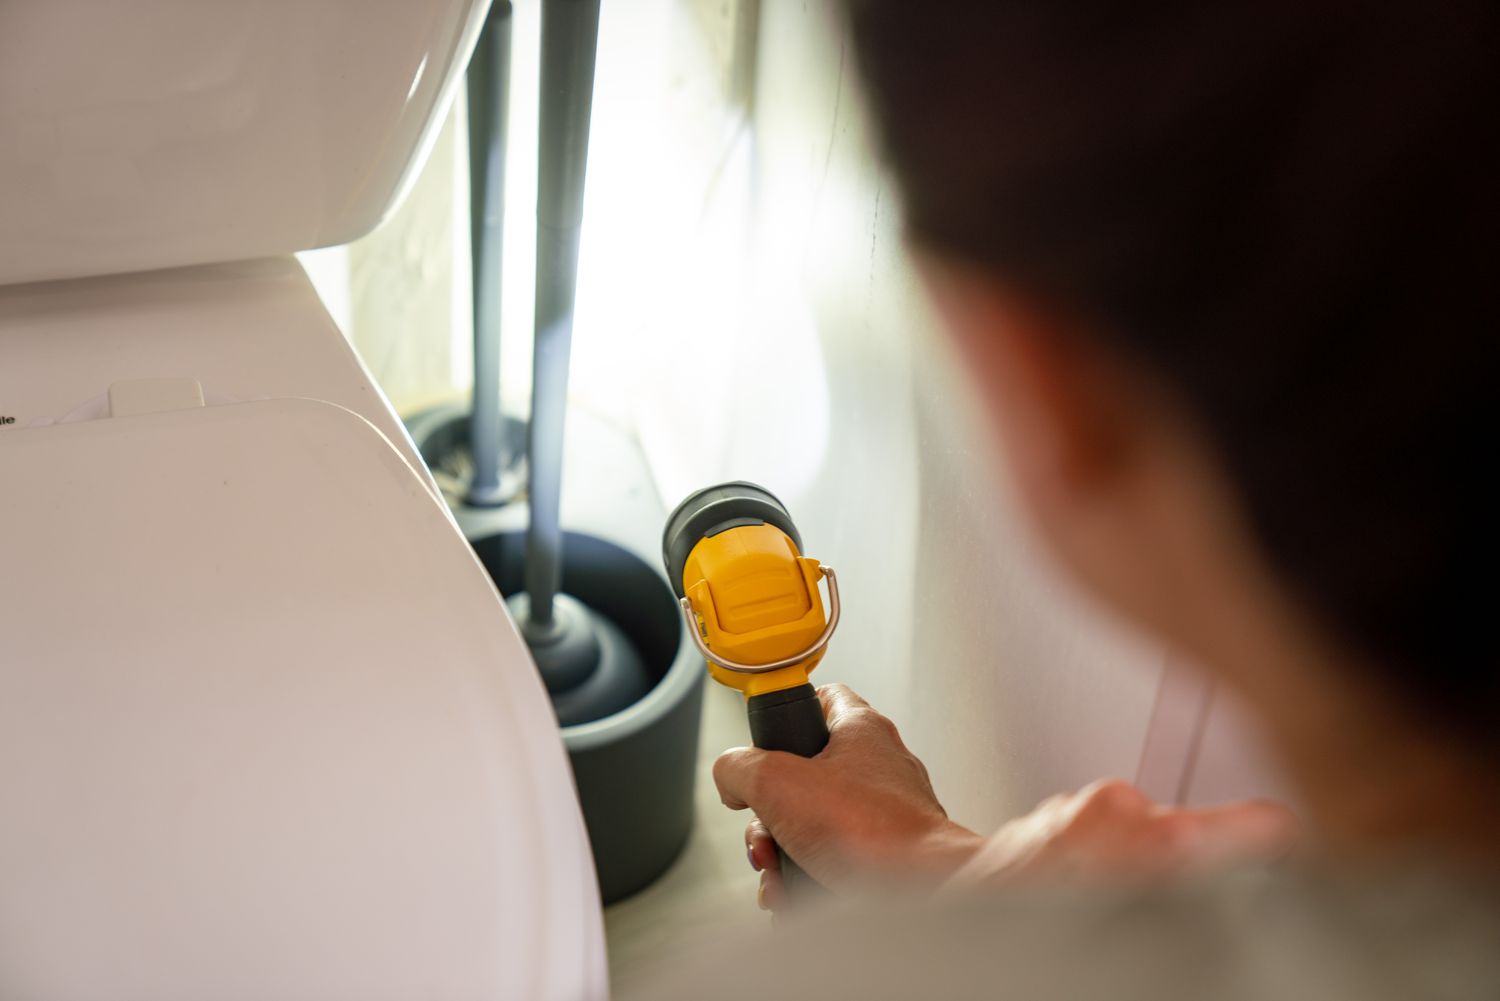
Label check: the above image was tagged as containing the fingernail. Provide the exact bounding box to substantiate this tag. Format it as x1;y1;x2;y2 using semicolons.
757;882;768;910
747;846;759;871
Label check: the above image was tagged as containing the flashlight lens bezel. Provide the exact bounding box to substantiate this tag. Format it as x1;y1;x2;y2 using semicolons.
660;481;804;598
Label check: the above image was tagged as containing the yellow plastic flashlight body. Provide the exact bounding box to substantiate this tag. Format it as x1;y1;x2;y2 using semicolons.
680;523;828;697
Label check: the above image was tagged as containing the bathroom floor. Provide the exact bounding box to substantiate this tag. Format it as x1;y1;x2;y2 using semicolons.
602;682;762;993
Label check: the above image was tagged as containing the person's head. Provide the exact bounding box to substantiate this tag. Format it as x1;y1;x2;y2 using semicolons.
844;2;1496;755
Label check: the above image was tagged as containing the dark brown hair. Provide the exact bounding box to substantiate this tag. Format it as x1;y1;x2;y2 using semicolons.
846;2;1497;731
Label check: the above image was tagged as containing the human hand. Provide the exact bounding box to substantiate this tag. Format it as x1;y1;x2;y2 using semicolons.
946;778;1300;891
715;685;1299;914
714;684;985;911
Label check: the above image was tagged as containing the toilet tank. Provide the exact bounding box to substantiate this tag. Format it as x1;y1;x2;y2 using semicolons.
0;0;486;286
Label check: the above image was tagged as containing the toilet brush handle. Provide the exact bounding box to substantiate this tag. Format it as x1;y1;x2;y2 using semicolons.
745;683;831;902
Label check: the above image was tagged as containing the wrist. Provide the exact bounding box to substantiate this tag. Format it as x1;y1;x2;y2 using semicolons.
937;826;1029;893
914;820;987;878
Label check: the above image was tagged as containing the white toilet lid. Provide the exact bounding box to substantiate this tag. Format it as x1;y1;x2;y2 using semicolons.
0;396;606;1000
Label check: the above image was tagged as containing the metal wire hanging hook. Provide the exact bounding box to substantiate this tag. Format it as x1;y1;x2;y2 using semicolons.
678;566;841;674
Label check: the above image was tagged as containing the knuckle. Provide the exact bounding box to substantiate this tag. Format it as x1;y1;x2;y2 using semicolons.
737;766;769;803
712;748;767;802
1085;778;1147;813
1068;779;1148;828
848;706;899;738
710;751;737;786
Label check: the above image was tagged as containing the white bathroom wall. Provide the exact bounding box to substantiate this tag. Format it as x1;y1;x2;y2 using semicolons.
298;101;472;416
625;1;1172;831
302;0;761;421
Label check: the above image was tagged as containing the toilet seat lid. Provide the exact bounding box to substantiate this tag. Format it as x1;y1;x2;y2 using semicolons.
0;397;605;1000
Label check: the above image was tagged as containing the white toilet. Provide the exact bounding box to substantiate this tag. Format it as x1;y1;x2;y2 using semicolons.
0;2;607;998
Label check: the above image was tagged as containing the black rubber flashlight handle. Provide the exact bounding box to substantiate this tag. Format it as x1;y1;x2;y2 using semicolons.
746;683;830;900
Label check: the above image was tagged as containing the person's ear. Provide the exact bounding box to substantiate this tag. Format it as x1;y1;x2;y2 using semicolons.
915;255;1139;511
